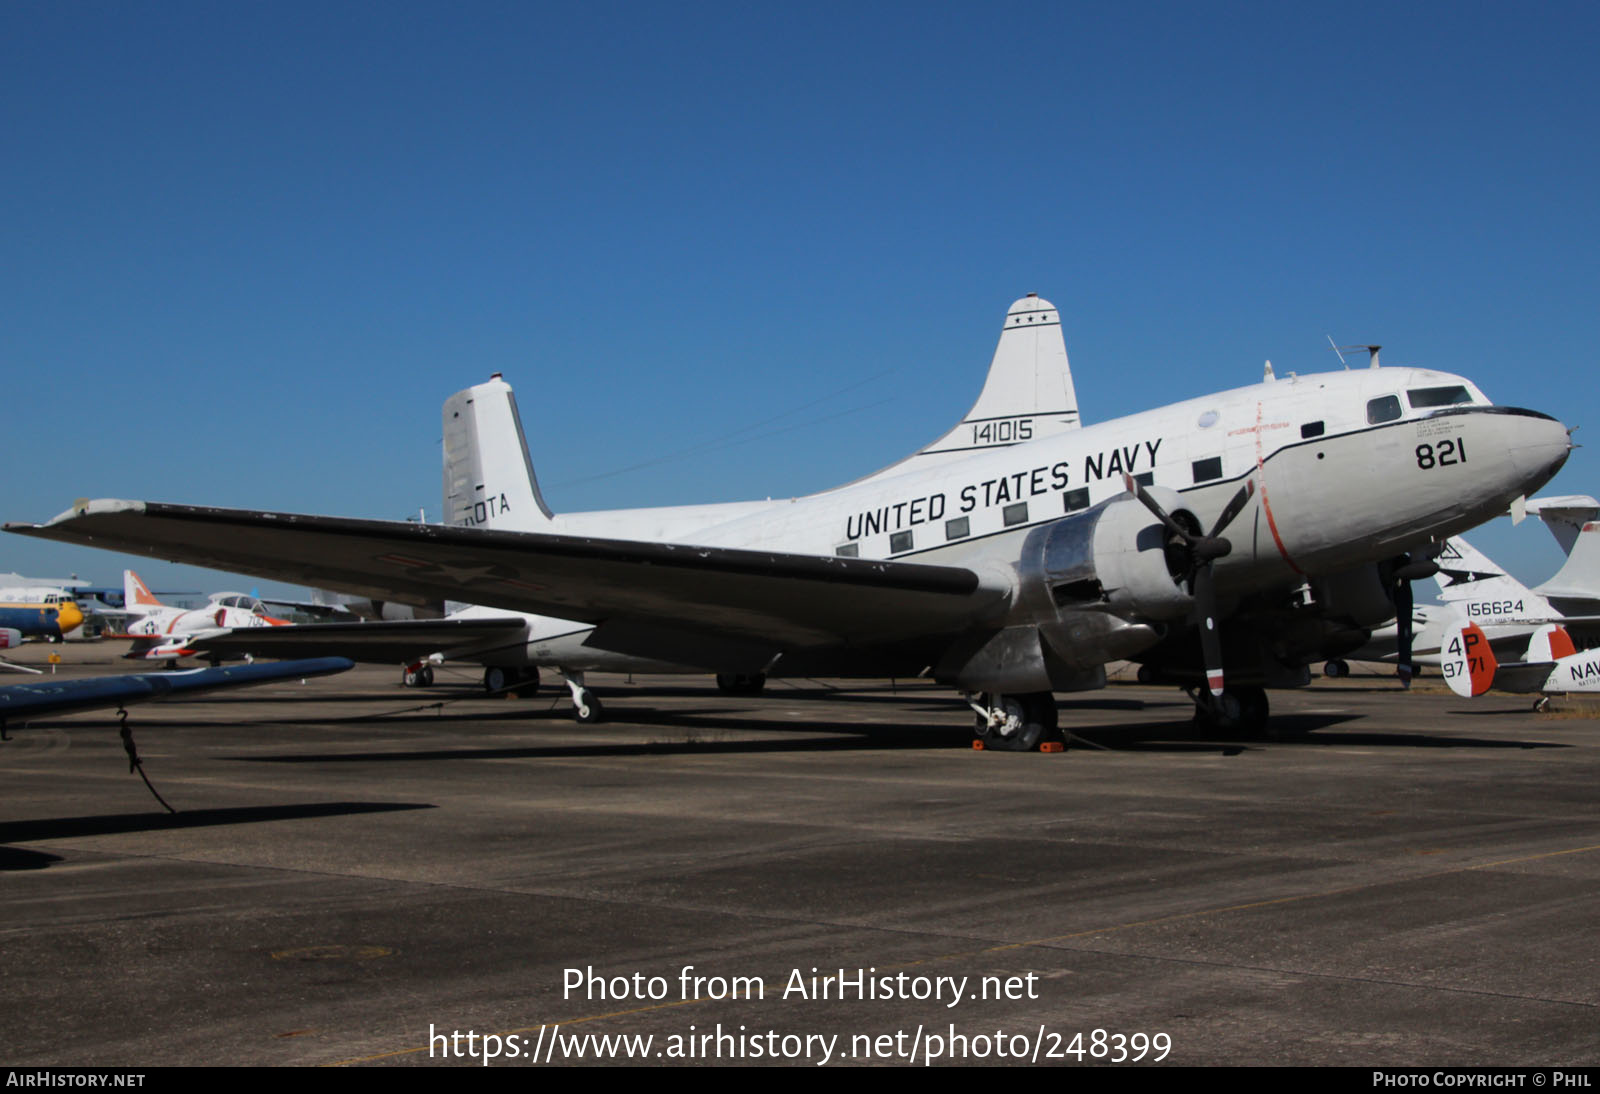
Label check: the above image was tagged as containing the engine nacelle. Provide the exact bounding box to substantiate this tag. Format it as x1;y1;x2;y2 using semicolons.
1019;491;1197;624
935;491;1199;692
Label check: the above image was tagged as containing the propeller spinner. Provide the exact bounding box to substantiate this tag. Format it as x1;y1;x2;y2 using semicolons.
1122;474;1256;696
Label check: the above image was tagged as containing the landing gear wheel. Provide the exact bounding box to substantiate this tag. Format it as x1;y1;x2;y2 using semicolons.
484;666;508;693
1323;660;1349;679
1194;686;1268;737
1235;685;1269;737
974;692;1054;752
513;666;541;697
715;673;768;695
418;666;434;687
573;689;603;724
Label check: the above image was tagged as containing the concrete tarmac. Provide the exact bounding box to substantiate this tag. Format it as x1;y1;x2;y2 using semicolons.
2;643;1597;1067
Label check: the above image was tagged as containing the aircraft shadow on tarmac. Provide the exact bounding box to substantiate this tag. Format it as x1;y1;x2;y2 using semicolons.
0;801;435;872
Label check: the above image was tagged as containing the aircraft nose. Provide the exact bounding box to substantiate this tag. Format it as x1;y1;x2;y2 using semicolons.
1502;408;1572;495
57;600;84;634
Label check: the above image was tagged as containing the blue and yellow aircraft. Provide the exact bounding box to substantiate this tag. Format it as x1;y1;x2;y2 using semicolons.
0;581;85;640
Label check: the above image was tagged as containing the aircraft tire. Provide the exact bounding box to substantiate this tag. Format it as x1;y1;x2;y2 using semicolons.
419;666;434;687
513;666;541;697
484;666;508;693
975;694;1046;752
573;689;604;724
1323;660;1349;679
1236;686;1269;737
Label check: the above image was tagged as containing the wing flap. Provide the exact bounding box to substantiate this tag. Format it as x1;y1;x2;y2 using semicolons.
188;617;531;662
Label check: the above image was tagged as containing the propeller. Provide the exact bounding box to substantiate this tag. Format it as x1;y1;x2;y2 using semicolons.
1386;549;1441;688
1122;474;1256;696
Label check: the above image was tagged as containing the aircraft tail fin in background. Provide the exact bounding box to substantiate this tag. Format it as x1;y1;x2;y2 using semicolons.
1525;623;1578;664
1433;537;1541;604
123;569;164;610
442;373;553;531
1534;520;1600;602
1524;495;1599;555
1441;617;1497;697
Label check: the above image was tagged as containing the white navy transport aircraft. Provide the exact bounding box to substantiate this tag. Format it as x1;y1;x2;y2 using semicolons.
5;307;1573;749
164;294;1086;710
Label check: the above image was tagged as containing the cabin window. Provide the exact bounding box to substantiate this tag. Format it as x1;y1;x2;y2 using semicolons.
1366;395;1402;424
1063;487;1090;513
835;543;859;558
945;516;970;540
1192;457;1223;483
1408;385;1472;409
889;531;914;554
1301;420;1324;438
1002;502;1029;527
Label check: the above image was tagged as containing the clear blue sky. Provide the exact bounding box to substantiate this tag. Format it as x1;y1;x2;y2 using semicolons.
5;2;1597;598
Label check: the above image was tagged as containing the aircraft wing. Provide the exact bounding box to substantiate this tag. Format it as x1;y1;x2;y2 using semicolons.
186;617;529;662
6;501;996;652
0;657;353;723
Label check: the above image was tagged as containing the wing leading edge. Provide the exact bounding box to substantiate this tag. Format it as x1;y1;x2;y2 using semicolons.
6;501;1000;653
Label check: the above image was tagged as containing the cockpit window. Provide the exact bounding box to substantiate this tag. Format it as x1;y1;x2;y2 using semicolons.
1366;395;1402;424
1407;385;1473;409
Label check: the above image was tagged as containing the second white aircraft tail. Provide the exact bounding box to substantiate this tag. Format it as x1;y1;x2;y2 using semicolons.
1535;519;1600;603
442;373;553;531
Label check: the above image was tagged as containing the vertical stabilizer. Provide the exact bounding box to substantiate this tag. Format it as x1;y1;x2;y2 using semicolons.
853;293;1083;484
915;293;1081;460
124;570;163;610
1433;537;1541;606
1524;495;1600;555
1533;521;1600;602
442;373;553;530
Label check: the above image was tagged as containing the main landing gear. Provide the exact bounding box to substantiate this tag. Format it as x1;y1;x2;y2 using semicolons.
966;691;1060;752
1189;684;1269;737
401;663;435;687
483;665;540;696
560;670;604;724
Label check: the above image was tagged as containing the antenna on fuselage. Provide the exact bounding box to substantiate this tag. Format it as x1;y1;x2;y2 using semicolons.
1328;339;1382;369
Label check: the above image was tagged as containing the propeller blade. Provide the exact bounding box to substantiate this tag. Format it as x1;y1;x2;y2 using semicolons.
1207;479;1257;539
1195;564;1225;696
1394;571;1415;689
1121;473;1194;545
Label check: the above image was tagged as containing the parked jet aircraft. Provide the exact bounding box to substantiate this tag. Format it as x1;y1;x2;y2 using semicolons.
173;294;1089;711
7;319;1573;747
117;569;292;661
